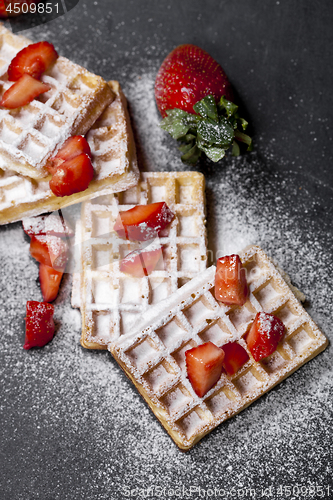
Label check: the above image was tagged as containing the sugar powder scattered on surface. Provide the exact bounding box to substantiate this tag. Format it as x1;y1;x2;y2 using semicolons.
0;67;332;500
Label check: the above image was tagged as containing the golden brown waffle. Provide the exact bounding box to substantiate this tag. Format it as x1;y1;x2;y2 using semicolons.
110;245;328;450
0;81;139;225
0;24;114;179
72;171;207;350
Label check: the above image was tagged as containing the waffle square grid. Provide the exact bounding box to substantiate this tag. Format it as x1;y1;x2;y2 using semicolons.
73;171;207;349
111;245;328;450
0;81;139;225
0;24;113;179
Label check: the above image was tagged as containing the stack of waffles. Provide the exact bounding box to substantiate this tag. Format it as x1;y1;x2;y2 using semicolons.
0;26;139;225
1;25;328;451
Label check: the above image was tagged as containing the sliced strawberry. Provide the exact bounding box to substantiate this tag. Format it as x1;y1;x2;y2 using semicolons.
221;342;249;376
39;263;63;302
120;246;163;277
246;312;285;362
30;234;68;271
8;41;58;81
24;300;55;349
215;254;248;306
49;153;94;197
46;136;92;175
185;341;225;398
0;74;50;109
22;213;74;238
0;0;38;19
114;202;174;241
155;44;233;117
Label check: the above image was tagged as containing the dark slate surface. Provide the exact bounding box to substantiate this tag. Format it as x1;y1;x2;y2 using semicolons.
1;1;332;499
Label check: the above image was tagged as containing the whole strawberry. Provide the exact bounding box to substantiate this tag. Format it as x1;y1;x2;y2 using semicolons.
155;44;233;117
155;44;251;164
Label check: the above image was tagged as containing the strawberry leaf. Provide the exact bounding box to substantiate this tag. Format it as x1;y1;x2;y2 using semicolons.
232;140;240;156
193;95;218;122
161;109;199;140
218;96;238;119
159;94;252;164
180;144;201;164
235;129;252;147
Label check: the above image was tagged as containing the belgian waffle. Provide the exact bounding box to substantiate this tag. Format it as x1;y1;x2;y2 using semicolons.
110;245;328;450
0;24;113;179
0;81;139;225
72;171;207;350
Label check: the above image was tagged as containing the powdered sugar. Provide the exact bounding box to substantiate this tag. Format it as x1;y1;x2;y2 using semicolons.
1;64;332;498
22;213;74;237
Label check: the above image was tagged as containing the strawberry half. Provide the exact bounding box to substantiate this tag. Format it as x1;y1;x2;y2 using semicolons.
114;202;174;241
120;246;163;277
30;234;68;271
155;44;252;164
22;213;74;238
185;341;225;398
215;254;248;306
0;74;50;109
8;41;58;81
24;300;55;349
246;312;285;362
39;263;63;303
49;153;94;197
46;136;92;175
221;342;249;376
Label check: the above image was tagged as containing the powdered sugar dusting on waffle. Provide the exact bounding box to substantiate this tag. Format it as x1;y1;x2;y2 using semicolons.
74;171;207;349
111;246;327;450
0;81;139;225
0;25;113;179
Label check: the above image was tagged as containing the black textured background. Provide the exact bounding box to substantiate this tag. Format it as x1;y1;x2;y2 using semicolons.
1;1;332;499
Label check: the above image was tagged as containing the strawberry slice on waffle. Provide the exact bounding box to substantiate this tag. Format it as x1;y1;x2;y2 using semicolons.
186;342;225;397
114;202;175;241
8;41;58;81
0;74;50;109
246;312;285;362
215;254;248;306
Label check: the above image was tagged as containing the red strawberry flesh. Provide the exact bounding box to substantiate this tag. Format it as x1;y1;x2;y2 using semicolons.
0;74;50;109
185;341;225;397
49;153;94;197
221;342;249;376
8;41;58;81
120;246;163;277
215;254;248;306
24;300;55;349
155;44;233;117
114;202;174;241
39;263;63;302
30;234;68;271
246;312;285;362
